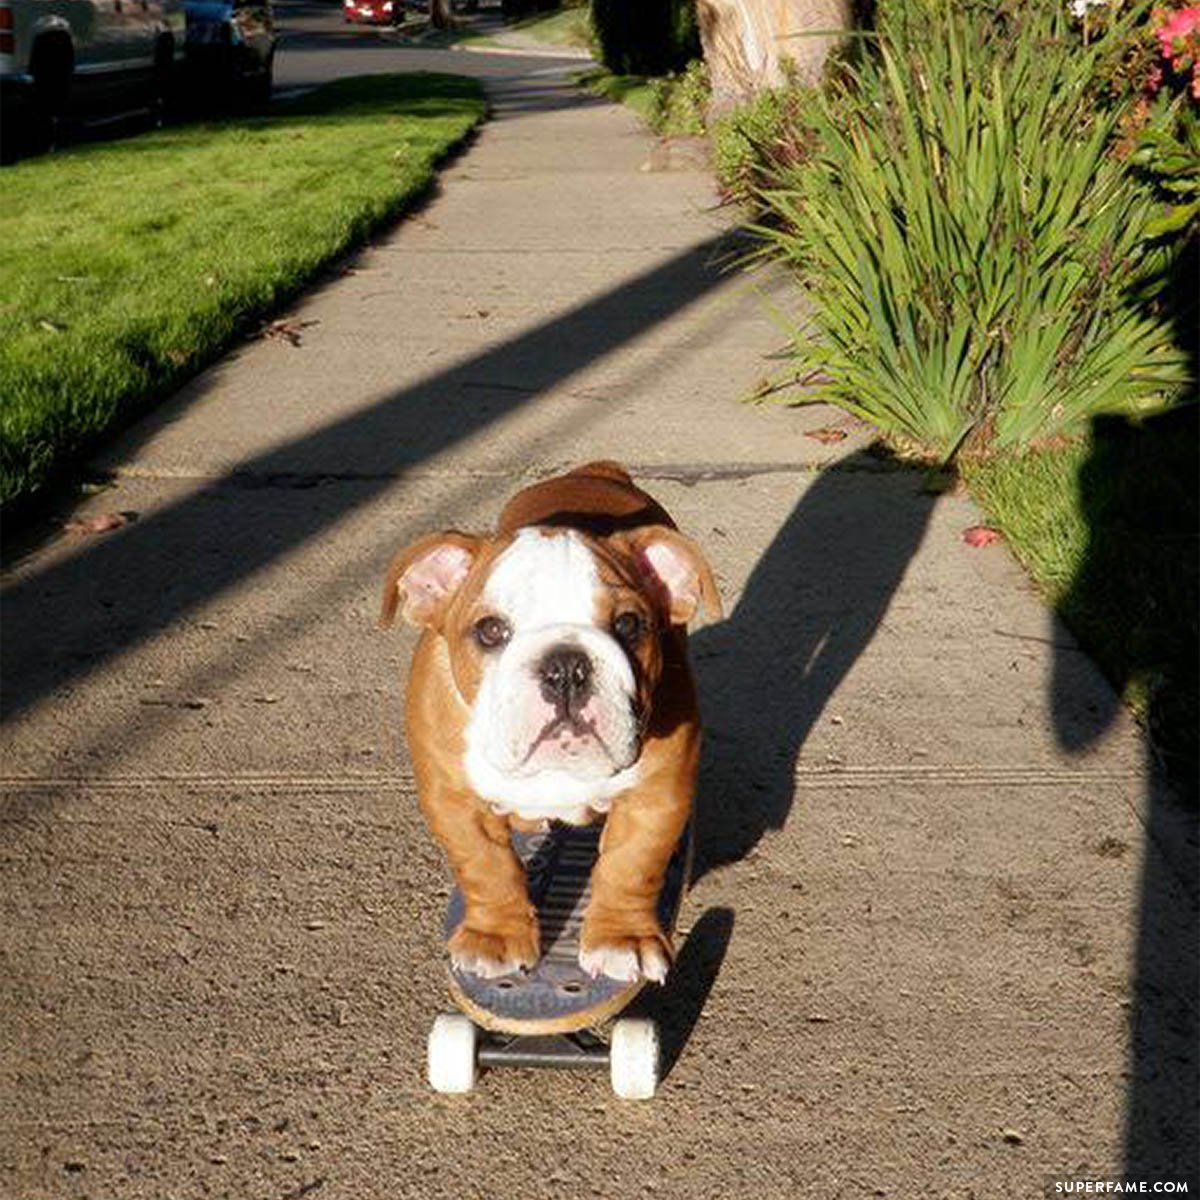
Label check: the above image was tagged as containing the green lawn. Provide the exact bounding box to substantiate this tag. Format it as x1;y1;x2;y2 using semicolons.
396;8;591;52
577;65;707;136
504;6;592;50
963;406;1198;788
0;73;485;510
578;68;659;123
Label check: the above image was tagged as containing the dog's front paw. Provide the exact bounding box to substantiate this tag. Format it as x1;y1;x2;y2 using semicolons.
579;914;672;985
449;920;540;979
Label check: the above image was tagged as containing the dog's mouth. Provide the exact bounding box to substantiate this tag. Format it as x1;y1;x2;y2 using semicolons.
518;712;618;767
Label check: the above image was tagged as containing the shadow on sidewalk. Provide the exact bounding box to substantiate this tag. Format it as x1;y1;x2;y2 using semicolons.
630;905;735;1082
1049;407;1199;1188
0;234;732;726
690;452;936;881
621;451;935;1077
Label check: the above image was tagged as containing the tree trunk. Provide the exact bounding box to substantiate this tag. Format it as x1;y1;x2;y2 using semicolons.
430;0;453;29
696;0;854;115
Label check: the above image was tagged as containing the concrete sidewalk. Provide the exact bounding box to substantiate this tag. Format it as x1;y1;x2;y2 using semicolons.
2;55;1195;1200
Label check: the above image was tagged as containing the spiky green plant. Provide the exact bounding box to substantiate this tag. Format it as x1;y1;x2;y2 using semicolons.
755;3;1190;459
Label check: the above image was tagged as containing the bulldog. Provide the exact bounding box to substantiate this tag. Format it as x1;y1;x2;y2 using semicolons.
379;462;720;985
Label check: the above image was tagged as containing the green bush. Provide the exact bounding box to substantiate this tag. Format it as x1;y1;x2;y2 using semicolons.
712;76;819;206
651;58;710;135
754;4;1190;459
1129;97;1200;237
589;0;700;76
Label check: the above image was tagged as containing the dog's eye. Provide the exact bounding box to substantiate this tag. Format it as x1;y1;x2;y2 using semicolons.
612;612;644;645
472;615;511;650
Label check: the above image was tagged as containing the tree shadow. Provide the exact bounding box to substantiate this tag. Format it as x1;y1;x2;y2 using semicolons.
690;451;936;881
0;233;732;724
1049;404;1199;1188
628;453;934;1076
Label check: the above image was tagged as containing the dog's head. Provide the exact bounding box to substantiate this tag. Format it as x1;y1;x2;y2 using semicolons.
380;521;719;814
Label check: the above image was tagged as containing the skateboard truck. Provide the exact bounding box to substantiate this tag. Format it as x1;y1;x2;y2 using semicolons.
479;1028;608;1070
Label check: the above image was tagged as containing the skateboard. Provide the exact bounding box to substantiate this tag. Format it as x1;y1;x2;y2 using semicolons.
427;820;692;1100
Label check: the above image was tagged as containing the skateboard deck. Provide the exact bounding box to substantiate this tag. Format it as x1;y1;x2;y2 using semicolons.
445;820;692;1036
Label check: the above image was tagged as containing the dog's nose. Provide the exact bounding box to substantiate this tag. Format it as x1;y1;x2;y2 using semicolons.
538;646;593;711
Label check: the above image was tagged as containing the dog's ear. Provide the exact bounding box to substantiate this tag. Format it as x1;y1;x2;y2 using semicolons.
614;525;722;626
378;532;481;630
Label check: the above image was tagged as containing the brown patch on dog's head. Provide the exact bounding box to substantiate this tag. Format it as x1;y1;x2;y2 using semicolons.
607;525;722;627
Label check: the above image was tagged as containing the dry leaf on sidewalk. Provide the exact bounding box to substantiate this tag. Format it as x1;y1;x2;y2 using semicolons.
258;318;318;348
63;512;136;536
962;525;1003;547
805;427;848;444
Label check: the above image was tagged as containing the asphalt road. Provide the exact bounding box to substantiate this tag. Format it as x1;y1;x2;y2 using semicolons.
273;0;585;92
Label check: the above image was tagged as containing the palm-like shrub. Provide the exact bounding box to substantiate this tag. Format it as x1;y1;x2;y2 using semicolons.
756;3;1190;459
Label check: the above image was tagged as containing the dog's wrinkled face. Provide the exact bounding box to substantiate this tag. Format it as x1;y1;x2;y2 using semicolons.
466;528;657;789
382;522;715;822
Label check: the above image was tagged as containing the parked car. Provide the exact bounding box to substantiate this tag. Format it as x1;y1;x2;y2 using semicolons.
342;0;403;26
183;0;275;107
0;0;184;159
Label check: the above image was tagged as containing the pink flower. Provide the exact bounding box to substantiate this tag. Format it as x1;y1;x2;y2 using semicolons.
1157;6;1200;60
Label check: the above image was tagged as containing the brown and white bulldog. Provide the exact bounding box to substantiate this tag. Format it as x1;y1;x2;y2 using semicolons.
379;462;720;985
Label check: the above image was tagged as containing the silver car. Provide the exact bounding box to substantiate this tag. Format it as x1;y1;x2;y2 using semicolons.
1;0;185;157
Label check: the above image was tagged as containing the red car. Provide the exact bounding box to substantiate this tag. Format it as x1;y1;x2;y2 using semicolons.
343;0;403;24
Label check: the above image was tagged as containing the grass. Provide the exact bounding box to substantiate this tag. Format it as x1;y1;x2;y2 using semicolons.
404;7;592;53
579;60;708;136
0;72;485;511
504;6;592;51
579;68;660;124
962;405;1198;789
391;19;492;48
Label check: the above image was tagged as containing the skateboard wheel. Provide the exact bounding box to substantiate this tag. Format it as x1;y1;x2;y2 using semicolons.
427;1013;478;1094
609;1018;660;1100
